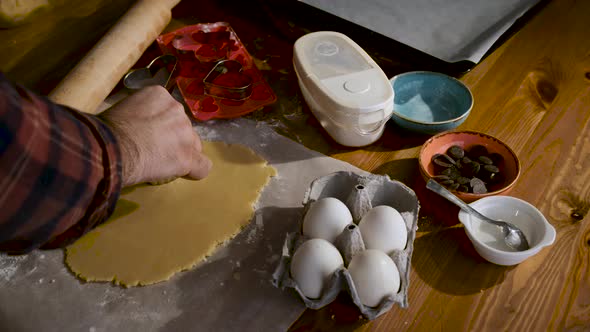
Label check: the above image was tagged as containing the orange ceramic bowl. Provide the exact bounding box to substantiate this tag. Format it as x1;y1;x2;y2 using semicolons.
418;131;520;203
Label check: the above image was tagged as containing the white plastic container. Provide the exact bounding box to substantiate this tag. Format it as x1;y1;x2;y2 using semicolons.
293;31;394;147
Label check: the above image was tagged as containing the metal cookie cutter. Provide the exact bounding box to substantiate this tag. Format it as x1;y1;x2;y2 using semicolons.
124;54;178;91
203;60;253;101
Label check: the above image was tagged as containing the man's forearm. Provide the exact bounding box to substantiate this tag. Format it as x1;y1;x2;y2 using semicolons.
0;74;122;253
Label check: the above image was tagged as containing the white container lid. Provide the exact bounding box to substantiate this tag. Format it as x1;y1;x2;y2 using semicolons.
293;31;393;115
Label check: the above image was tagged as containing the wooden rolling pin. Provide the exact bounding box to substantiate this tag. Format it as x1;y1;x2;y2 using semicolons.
49;0;181;114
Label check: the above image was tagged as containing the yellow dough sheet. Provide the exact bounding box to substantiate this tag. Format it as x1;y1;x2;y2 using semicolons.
65;141;277;286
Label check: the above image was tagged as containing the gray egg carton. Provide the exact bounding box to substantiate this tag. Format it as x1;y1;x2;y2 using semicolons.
272;171;420;320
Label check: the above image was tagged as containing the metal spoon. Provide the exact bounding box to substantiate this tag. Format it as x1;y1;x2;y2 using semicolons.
426;179;530;251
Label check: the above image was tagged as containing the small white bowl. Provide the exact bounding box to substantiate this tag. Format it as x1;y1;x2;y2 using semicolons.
458;196;556;266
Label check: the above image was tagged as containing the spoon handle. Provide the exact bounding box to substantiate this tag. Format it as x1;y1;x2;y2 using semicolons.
426;179;501;226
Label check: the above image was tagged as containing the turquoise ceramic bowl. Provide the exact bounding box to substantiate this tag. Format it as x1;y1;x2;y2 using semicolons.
389;71;473;134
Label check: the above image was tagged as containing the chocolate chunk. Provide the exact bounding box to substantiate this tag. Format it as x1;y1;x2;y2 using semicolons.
488;172;504;184
456;176;470;185
489;152;504;165
430;143;506;194
483;164;499;173
432;153;456;168
440;179;455;186
478;155;493;165
463;161;481;177
447;145;465;159
470;177;488;194
468;145;488;158
449;183;460;191
441;166;461;180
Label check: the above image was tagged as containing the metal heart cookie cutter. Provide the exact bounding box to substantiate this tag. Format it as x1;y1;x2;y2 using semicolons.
123;54;178;90
203;59;253;101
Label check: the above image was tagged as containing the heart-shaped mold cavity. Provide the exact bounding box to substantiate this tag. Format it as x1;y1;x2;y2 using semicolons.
192;31;231;62
195;44;228;63
196;96;220;113
171;35;197;56
203;60;253;100
172;32;229;63
157;22;277;121
192;30;230;45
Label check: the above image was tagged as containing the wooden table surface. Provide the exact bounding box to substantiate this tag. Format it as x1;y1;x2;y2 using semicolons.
1;0;589;331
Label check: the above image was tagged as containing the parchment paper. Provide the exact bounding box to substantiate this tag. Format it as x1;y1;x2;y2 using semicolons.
300;0;541;63
0;118;368;332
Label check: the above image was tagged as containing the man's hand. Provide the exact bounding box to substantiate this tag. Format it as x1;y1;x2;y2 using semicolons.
100;86;212;187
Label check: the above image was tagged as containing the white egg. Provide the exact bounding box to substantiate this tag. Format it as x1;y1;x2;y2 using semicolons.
358;205;407;254
348;249;400;307
302;197;353;243
290;238;344;299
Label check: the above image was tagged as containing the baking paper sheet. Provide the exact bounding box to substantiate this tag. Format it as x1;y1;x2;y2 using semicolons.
0;118;369;332
300;0;541;63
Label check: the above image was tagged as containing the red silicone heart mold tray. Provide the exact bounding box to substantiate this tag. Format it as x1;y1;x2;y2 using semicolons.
157;22;277;121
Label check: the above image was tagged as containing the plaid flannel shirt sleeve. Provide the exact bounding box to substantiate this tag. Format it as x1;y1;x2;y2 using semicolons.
0;74;122;254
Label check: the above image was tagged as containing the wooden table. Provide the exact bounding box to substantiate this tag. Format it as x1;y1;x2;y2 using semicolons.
1;0;588;331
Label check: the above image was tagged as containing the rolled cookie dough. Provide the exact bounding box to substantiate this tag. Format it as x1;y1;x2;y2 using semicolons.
65;141;276;286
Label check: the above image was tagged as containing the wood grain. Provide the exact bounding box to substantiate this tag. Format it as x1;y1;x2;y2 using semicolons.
0;0;588;330
0;0;136;93
48;0;181;114
291;0;590;330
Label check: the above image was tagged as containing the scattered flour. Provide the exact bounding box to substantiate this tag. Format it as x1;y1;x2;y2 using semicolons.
245;213;264;244
98;286;127;308
194;122;222;141
0;254;26;281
